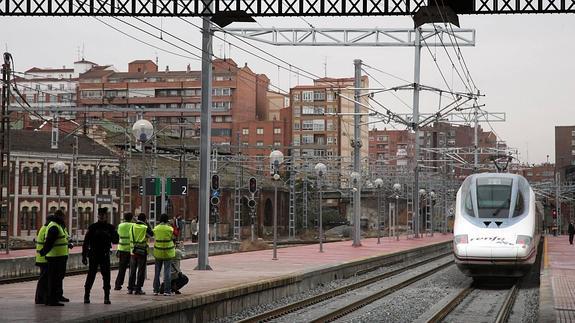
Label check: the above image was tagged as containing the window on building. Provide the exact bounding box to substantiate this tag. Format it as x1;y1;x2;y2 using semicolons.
302;91;313;101
215;116;223;122
302;134;314;144
22;167;30;186
274;128;281;134
31;167;40;187
572;150;575;156
326;120;335;131
35;84;40;90
256;128;264;135
212;128;232;137
315;136;325;145
274;141;281;146
572;130;575;137
293;107;301;116
326;91;335;101
294;122;300;130
302;106;314;115
314;149;325;156
30;207;38;230
224;116;232;122
59;84;65;91
326;106;336;114
20;207;30;231
242;128;249;135
256;141;264;147
572;139;575;146
313;91;325;101
313;120;325;131
293;136;300;146
292;93;300;101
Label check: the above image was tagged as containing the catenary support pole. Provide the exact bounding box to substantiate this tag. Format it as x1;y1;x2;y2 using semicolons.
412;28;422;239
197;15;213;270
352;59;362;247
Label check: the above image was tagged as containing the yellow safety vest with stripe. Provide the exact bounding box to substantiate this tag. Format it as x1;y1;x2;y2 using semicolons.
117;221;134;252
35;225;48;264
131;223;149;254
153;224;175;260
45;221;69;258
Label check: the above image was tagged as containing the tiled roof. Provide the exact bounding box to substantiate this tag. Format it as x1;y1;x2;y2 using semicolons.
10;130;115;157
25;67;74;73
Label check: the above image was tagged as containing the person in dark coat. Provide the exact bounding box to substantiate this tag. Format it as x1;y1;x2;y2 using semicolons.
38;210;70;306
568;221;575;245
82;207;119;304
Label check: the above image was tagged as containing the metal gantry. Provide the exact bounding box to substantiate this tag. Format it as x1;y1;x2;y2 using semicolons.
2;0;575;16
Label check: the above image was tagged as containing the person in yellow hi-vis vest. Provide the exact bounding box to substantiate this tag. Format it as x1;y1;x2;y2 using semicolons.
127;213;153;295
34;216;51;304
153;214;176;296
114;212;134;291
38;210;69;306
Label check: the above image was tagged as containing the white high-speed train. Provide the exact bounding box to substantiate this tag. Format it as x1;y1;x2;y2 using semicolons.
453;173;542;277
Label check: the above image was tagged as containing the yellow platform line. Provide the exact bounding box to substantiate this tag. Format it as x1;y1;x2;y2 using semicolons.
543;235;549;269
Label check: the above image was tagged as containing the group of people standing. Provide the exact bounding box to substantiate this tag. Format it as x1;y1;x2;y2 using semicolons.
35;208;188;306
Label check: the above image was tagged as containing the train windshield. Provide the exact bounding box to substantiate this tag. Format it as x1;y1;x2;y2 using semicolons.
476;178;513;218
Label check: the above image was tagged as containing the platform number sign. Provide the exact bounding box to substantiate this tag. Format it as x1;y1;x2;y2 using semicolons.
140;177;161;196
167;177;188;196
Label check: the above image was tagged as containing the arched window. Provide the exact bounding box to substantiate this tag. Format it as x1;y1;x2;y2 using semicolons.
31;167;40;187
102;171;110;188
78;170;85;188
86;170;93;188
77;207;84;230
30;207;38;230
84;207;92;228
22;167;30;186
50;169;58;187
49;206;57;216
111;171;120;190
20;207;29;230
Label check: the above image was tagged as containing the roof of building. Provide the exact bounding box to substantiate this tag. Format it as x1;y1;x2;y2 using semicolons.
10;130;115;157
79;67;116;80
25;67;74;73
129;60;156;65
74;59;98;65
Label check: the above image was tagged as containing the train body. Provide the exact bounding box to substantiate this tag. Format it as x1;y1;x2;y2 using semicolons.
453;173;542;277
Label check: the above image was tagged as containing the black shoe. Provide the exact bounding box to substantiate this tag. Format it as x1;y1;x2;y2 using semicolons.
104;299;111;305
127;290;133;295
46;302;65;306
134;290;146;295
114;286;122;291
174;290;181;295
58;297;70;302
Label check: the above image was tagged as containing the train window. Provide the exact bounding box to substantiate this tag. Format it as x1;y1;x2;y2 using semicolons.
476;178;513;218
513;192;525;217
464;192;475;216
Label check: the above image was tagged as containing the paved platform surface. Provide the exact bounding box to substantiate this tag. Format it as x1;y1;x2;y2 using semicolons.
543;235;575;322
0;235;452;323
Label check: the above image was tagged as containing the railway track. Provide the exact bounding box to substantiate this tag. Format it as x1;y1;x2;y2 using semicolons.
239;252;454;323
424;279;520;323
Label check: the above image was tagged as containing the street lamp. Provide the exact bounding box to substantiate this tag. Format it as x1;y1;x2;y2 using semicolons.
132;119;154;216
374;178;384;244
393;183;401;241
270;149;284;260
350;171;361;247
314;162;327;253
54;161;66;212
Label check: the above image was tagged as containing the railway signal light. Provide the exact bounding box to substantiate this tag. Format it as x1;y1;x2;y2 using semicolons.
249;177;257;194
247;199;256;209
552;209;557;218
211;174;220;191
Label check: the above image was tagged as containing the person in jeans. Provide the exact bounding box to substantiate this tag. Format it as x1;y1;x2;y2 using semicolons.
153;213;176;296
127;213;153;295
114;212;134;290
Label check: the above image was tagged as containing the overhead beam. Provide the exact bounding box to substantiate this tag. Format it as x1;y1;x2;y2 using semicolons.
1;0;575;17
221;27;475;47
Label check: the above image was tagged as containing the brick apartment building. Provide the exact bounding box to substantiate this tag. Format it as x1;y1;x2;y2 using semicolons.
76;58;284;151
368;122;501;173
289;77;369;183
555;126;575;182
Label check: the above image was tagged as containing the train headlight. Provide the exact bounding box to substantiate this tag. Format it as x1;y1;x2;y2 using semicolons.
516;235;532;247
454;234;468;245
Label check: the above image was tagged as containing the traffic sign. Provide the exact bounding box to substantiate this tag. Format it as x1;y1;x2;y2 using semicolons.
96;195;113;204
166;177;188;196
140;177;161;196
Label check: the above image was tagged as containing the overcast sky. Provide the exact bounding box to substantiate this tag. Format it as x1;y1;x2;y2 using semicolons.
1;14;573;164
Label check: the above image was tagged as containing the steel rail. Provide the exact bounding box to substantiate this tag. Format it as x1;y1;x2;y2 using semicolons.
309;260;454;323
423;282;474;323
238;252;453;323
494;283;519;323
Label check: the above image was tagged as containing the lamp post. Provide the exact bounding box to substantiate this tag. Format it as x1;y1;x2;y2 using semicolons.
350;171;361;246
374;178;384;244
314;162;327;253
54;161;66;212
132;119;154;216
393;183;401;241
270;150;284;260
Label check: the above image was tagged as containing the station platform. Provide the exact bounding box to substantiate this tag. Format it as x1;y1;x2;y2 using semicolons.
0;234;452;323
540;234;575;322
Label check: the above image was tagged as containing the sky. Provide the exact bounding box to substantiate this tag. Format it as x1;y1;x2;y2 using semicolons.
1;14;574;164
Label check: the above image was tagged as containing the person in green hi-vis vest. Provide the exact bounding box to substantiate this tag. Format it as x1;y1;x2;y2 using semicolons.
153;213;176;296
114;212;134;291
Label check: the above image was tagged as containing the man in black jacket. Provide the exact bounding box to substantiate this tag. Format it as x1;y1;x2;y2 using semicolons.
82;207;119;304
38;210;71;306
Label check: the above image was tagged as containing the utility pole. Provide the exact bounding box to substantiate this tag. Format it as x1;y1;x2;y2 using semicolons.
473;104;479;171
412;28;422;239
556;172;562;234
0;53;11;253
197;12;213;270
352;59;362;247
